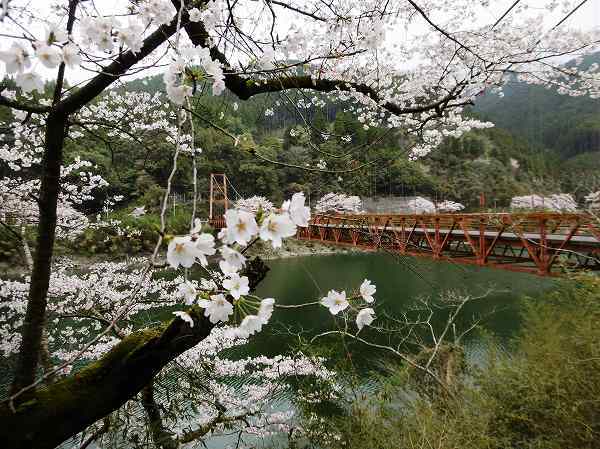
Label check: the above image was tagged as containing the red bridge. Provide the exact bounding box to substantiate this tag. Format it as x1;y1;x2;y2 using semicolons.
206;174;600;276
296;212;600;276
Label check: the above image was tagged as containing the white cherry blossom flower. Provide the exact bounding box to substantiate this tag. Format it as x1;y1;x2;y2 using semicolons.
220;245;246;271
258;297;275;323
35;43;62;68
167;236;200;269
219;260;239;275
217;227;236;245
194;233;216;266
178;280;197;305
282;192;311;227
356;308;375;331
259;213;296;248
190;217;204;234
0;42;31;73
222;273;249;300
173;311;194;328
321;290;349;315
199;294;234;323
117;20;144;54
166;83;192;105
224;209;258;246
62;44;81;69
359;279;376;303
236;314;263;338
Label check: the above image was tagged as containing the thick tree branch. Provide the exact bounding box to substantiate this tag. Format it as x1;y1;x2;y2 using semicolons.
0;310;215;449
176;2;467;114
0;89;50;113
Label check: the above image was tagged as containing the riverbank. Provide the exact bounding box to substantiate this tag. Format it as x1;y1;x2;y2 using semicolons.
244;238;366;260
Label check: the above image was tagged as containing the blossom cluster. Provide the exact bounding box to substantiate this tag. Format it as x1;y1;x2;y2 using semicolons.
510;194;578;212
166;193;310;337
233;196;274;215
320;279;377;331
436;200;465;213
315;193;363;214
585;191;600;210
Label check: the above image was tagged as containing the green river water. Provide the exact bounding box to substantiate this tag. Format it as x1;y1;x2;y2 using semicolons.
200;252;555;448
243;252;553;363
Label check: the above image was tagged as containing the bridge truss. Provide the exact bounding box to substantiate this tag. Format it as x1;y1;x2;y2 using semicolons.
296;212;600;276
208;173;242;229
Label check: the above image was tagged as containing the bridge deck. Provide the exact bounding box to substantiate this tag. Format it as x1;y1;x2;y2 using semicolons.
317;223;599;245
297;212;600;276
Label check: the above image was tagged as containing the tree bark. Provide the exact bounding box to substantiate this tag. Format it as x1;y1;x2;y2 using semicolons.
0;310;214;449
10;111;67;394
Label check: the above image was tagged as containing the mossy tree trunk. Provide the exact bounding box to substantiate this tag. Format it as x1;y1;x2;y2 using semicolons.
0;310;214;449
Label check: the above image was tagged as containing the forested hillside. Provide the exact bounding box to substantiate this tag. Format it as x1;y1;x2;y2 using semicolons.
59;72;593;214
475;53;600;160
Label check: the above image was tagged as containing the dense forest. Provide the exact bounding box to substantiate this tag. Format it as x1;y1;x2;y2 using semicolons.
61;59;598;215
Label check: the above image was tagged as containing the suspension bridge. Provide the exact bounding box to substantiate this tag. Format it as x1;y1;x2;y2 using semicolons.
208;174;600;276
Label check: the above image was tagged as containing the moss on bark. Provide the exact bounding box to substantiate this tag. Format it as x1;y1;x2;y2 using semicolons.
0;311;213;449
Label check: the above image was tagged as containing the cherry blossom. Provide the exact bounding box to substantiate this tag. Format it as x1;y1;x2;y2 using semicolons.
234;196;274;214
35;43;62;68
359;279;376;303
356;308;375;331
236;315;264;338
178;280;197;305
321;290;349;315
61;44;81;69
259;213;297;248
167;236;202;269
282;192;311;227
0;41;30;73
510;194;578;212
585;191;600;210
222;273;250;300
408;197;436;214
436;200;465;213
224;209;259;246
193;232;217;266
315;193;363;214
220;245;246;271
117;20;144;54
199;294;234;324
258;298;275;323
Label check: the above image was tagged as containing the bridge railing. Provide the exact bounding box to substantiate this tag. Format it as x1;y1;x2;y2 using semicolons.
309;212;600;237
298;212;600;276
